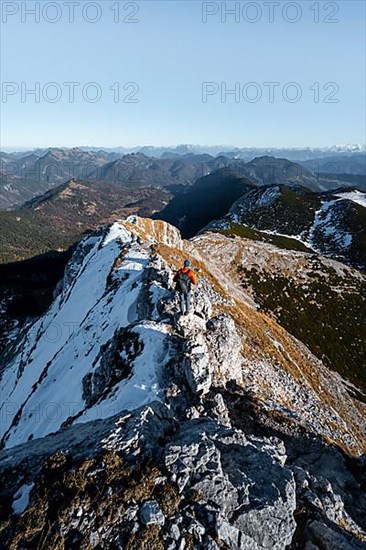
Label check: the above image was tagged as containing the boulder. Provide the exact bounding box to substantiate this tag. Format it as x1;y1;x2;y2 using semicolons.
140;500;165;526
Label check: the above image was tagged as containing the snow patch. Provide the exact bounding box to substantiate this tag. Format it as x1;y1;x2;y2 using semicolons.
12;483;34;514
309;200;353;251
230;186;281;215
0;232;150;448
334;190;366;208
260;228;315;252
75;322;169;423
103;221;132;246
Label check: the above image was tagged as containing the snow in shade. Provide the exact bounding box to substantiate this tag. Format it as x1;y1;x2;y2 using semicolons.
309;200;353;250
74;322;171;423
12;483;34;515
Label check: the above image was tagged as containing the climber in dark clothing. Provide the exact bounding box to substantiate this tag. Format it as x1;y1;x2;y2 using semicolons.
173;260;197;315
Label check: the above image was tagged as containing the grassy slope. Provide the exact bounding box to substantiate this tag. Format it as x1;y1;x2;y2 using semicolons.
196;225;366;394
238;262;366;393
221;223;314;253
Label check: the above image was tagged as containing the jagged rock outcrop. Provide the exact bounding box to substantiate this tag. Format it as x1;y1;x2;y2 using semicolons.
182;332;212;395
0;216;365;549
164;419;297;549
82;327;143;408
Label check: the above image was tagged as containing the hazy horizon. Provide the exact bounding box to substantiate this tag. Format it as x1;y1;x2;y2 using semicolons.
2;142;365;154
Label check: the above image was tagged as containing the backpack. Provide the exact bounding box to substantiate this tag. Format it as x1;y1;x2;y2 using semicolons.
176;270;191;293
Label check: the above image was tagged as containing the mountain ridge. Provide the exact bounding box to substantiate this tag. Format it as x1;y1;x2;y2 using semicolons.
2;148;364;210
205;184;366;271
0;216;365;548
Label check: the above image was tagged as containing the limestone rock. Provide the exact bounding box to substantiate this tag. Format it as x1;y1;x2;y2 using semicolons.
140;500;165;526
164;419;297;549
183;335;212;395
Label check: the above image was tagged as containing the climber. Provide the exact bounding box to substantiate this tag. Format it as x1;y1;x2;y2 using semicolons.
173;259;197;316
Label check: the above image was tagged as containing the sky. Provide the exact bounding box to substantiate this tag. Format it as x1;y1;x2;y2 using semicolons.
1;0;365;149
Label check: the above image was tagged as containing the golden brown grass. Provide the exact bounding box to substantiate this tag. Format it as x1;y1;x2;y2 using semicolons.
1;451;183;550
156;232;366;456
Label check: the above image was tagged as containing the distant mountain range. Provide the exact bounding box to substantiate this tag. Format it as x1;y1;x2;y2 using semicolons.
1;153;365;267
1;147;365;209
0;148;118;208
4;143;365;158
299;153;366;176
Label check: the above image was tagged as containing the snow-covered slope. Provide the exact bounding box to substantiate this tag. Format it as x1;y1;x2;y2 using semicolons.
0;217;365;548
309;198;353;250
334;189;366;208
205;185;366;270
0;220;178;448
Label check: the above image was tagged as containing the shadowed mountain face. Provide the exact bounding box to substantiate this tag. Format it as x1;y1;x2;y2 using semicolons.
155;169;256;238
0;217;365;549
0;249;75;316
0;249;77;367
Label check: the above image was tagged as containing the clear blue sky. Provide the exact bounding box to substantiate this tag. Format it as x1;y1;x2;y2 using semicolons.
1;0;365;149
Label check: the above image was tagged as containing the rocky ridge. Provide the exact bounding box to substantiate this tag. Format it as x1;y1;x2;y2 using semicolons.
0;217;365;549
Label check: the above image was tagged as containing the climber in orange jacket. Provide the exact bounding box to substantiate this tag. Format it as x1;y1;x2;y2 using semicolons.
173;260;197;315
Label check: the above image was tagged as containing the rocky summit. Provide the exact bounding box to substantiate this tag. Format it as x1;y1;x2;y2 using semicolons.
0;217;365;549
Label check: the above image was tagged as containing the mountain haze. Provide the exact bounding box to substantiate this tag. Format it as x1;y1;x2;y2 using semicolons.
1;148;364;209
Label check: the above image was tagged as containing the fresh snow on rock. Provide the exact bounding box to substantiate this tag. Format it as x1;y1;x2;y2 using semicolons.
0;222;168;448
75;322;169;423
102;221;133;246
229;186;281;215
